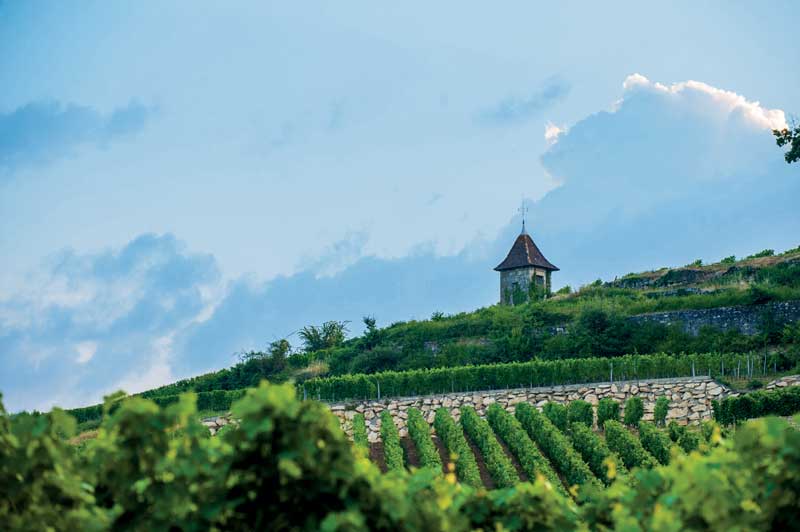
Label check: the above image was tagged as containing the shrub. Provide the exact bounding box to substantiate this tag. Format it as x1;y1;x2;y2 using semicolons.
623;397;644;427
567;400;594;428
486;404;568;496
352;413;369;450
407;408;443;470
667;420;685;442
747;379;764;390
567;422;627;486
678;430;701;453
604;420;659;469
542;402;568;431
380;410;405;471
713;386;800;425
515;403;599;489
301;352;783;403
638;421;673;465
596;398;620;427
460;406;518;488
433;408;481;487
653;396;669;427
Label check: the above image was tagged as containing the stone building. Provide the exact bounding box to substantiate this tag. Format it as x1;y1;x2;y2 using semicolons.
495;227;558;304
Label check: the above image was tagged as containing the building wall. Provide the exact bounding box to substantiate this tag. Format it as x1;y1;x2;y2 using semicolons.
500;267;549;304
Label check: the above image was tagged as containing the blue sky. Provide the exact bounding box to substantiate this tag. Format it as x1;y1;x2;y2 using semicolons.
1;2;798;411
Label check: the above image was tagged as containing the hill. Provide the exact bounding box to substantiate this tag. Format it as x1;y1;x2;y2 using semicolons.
66;245;800;424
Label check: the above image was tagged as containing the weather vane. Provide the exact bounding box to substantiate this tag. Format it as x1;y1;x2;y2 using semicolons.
518;200;528;234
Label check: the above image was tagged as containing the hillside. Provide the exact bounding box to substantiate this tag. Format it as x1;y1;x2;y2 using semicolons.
66;245;800;424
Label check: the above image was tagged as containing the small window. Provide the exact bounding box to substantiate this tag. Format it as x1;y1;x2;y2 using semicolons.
535;275;545;286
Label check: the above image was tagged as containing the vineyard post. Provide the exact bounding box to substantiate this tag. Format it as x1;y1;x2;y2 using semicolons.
303;384;307;401
610;362;613;384
377;381;381;400
692;361;695;378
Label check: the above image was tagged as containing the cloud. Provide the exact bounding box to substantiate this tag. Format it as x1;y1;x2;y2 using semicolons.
0;234;219;411
477;77;570;126
2;75;798;413
0;100;152;176
531;74;798;285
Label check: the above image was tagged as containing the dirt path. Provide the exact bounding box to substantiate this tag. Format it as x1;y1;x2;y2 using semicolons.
369;441;387;473
432;435;450;474
463;432;495;489
494;433;527;482
400;437;420;469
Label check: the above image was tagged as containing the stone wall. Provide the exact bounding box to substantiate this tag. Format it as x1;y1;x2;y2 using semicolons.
331;376;730;443
626;300;800;336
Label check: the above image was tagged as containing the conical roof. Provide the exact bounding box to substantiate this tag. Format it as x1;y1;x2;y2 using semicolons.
494;232;559;272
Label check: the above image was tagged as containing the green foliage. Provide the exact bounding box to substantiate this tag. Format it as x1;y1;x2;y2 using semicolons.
303;352;785;403
713;385;800;425
299;320;349;352
687;259;703;267
380;410;404;471
6;387;800;529
603;420;659;469
623;396;644;427
486;404;568;496
677;429;701;453
515;403;599;490
433;408;482;487
407;408;442;471
720;255;736;264
352;413;369;451
596;398;620;427
460;406;518;488
542;402;568;431
747;249;775;259
653;396;669;426
566;400;593;428
638;421;673;465
567;421;627;486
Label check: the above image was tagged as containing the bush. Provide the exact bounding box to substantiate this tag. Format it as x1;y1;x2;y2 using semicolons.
515;403;599;490
486;404;568;496
460;406;518;488
380;410;405;471
667;420;685;442
352;413;369;450
542;402;568;431
596;398;620;427
433;408;481;487
638;421;673;465
407;408;443;470
678;430;701;453
567;421;627;486
654;396;669;427
713;386;800;425
567;400;594;428
747;379;764;390
301;352;783;403
623;397;644;427
604;420;659;469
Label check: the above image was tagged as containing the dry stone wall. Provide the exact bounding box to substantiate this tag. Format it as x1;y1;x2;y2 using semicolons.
331;376;730;443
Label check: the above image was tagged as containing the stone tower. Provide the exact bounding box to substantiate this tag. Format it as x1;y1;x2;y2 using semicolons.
494;227;559;305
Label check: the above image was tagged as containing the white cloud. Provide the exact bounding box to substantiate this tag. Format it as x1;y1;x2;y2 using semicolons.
75;341;97;364
622;73;787;130
544;121;564;146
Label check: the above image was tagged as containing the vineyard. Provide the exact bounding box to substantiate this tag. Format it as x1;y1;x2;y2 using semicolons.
4;380;800;530
347;395;694;491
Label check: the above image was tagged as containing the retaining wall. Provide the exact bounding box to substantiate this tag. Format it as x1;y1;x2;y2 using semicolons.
331;376;731;442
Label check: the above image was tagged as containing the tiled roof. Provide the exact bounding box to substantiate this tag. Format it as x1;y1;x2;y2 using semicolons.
494;232;559;272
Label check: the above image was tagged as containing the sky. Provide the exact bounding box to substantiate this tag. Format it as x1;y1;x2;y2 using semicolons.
1;2;798;412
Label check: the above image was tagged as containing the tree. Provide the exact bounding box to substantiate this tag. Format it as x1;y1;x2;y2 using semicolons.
299;320;349;352
773;121;800;164
361;315;384;350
